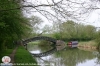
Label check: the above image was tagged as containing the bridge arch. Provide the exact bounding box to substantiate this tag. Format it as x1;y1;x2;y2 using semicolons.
23;36;57;57
23;36;57;45
22;36;66;57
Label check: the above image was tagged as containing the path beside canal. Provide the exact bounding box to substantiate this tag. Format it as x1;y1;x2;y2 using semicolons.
9;47;18;63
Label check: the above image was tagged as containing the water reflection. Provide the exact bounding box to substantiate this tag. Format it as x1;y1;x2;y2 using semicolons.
27;40;54;53
27;41;100;66
95;50;100;65
51;48;94;66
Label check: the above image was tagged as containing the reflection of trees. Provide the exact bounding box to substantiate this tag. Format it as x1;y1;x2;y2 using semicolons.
38;40;54;52
27;41;41;51
27;40;54;52
54;48;95;66
95;50;100;65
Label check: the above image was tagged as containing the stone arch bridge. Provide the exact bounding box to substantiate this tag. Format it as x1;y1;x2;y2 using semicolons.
23;36;66;57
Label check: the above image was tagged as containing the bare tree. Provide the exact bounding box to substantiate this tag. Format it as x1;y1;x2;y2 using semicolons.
1;0;100;22
27;15;43;33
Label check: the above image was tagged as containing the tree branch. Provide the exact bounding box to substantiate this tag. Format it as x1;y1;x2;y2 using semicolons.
0;4;54;12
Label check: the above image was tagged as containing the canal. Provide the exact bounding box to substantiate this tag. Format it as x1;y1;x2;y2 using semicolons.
27;41;100;66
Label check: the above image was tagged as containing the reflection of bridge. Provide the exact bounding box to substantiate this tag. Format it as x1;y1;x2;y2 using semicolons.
32;47;57;57
23;36;66;57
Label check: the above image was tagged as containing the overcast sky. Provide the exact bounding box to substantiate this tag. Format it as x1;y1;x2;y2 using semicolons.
24;0;100;27
86;10;100;27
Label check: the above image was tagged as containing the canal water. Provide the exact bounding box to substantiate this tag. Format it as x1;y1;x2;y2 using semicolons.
27;41;100;66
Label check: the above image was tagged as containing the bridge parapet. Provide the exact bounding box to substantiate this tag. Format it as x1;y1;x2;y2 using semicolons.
23;36;56;45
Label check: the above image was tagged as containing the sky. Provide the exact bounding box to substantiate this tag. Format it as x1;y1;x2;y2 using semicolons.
84;10;100;27
24;0;100;28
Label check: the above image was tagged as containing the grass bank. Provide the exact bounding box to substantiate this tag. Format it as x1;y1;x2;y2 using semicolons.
15;46;37;66
78;40;97;50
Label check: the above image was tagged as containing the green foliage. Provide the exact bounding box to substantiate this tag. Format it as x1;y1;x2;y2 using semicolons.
53;33;62;39
95;38;100;50
52;20;96;41
0;0;31;51
94;30;100;49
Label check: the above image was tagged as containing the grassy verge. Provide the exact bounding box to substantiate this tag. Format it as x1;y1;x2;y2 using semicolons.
78;40;97;46
15;46;37;66
78;40;97;50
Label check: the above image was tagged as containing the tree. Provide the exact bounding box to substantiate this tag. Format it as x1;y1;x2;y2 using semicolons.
0;0;31;51
27;16;43;37
52;20;77;40
84;25;96;39
52;20;96;41
0;0;100;22
0;0;100;50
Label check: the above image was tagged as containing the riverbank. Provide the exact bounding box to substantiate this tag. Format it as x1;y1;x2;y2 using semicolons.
15;46;37;66
78;40;97;51
0;46;37;66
